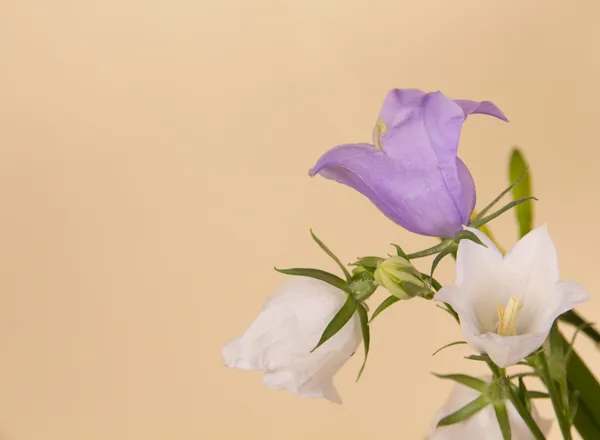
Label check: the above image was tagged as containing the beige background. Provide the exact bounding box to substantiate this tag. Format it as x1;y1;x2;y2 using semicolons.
1;0;599;439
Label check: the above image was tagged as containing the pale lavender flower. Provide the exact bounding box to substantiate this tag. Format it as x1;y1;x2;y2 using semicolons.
310;89;507;237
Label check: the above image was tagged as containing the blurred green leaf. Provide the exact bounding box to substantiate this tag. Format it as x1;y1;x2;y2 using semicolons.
509;148;533;238
311;295;357;352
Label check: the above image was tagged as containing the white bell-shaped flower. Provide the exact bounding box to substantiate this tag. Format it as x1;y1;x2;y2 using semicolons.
222;277;362;403
435;224;589;367
428;376;552;439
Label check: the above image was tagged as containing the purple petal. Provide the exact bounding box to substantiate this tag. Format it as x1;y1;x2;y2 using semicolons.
309;143;465;237
453;99;508;121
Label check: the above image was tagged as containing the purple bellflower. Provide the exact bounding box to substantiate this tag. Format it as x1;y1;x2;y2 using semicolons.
309;89;507;237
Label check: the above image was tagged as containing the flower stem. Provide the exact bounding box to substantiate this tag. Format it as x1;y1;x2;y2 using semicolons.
485;359;546;440
538;351;573;440
505;381;547;440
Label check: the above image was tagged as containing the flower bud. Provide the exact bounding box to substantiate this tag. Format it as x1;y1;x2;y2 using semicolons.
373;256;426;299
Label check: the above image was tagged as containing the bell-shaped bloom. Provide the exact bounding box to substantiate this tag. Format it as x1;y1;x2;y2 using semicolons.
310;89;507;237
428;376;551;439
222;277;361;403
435;225;590;367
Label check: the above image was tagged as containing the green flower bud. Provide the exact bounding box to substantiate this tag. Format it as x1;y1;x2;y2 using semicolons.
373;256;426;299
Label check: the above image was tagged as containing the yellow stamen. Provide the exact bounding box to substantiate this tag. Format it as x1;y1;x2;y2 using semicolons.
496;297;522;336
374;118;387;150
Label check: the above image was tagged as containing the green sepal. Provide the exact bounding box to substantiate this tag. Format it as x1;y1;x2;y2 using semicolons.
390;243;409;259
469;196;537;229
356;304;370;381
465;354;489;362
493;401;512;440
310;229;352;280
473;163;529;222
348;276;378;301
437;394;490;427
430;244;457;278
311;295;357;352
453;229;488;248
432;341;467;356
274;267;349;292
350;256;384;270
369;295;401;323
432;373;488;393
509;148;533;238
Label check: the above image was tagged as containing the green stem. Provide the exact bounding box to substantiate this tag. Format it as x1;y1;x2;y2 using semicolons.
538;351;572;439
505;383;546;440
485;359;546;440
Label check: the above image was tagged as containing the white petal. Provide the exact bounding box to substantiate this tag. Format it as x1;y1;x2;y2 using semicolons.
469;332;548;368
221;277;362;402
503;224;559;320
455;227;504;289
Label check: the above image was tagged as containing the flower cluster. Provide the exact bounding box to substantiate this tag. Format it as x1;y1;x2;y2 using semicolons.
222;89;595;439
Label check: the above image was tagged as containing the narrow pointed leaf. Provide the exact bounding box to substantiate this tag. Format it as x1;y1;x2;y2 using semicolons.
311;295;357;352
437;394;490;427
356;304;370;381
275;267;348;292
474;166;529;221
430;245;456;278
310;229;352;280
526;391;550;399
493;401;512;440
470;196;538;229
407;240;452;259
432;373;488;393
432;341;467;356
509;149;533;238
560;310;600;346
390;243;409;259
370;295;401;322
465;354;489;362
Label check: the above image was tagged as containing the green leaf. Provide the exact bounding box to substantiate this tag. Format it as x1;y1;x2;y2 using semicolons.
310;229;352;280
465;354;489;362
469;196;538;229
560;310;600;346
369;295;401;322
311;295;357;352
569;390;580;425
275;267;349;292
493;401;512;440
557;331;600;437
356;304;370;381
526;391;550;399
390;243;409;259
432;341;467;356
432;373;488;393
509;148;533;238
516;377;532;413
437;394;490;427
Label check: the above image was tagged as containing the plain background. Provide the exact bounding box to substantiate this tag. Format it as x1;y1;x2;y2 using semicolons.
1;0;600;439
